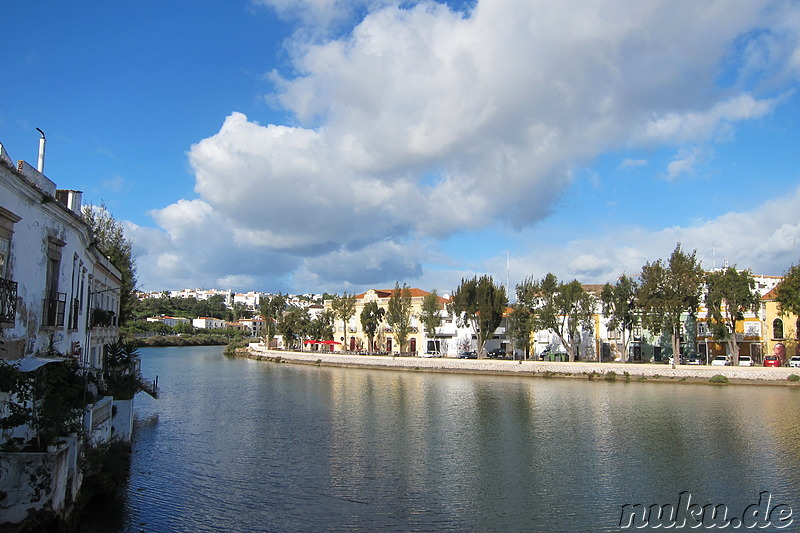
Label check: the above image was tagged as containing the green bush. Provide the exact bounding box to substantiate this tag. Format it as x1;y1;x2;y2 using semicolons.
605;371;617;382
710;374;729;384
788;374;800;382
623;371;631;382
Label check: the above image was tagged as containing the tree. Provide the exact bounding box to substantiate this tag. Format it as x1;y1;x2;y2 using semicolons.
360;301;385;355
331;292;356;347
705;267;760;365
419;290;442;354
637;244;705;369
308;309;335;342
260;294;286;348
82;204;137;324
774;263;800;317
517;274;594;363
449;276;507;358
226;302;253;322
278;307;309;349
601;274;639;363
506;304;533;359
386;282;413;353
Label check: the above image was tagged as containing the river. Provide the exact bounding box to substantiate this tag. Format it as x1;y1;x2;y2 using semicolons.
81;345;800;532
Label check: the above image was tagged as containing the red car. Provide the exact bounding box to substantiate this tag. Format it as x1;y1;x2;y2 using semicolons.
764;356;782;367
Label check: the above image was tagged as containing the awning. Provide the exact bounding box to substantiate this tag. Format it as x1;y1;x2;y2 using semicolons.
6;357;68;373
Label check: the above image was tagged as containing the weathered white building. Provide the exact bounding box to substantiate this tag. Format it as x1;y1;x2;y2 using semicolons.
0;140;122;365
0;137;136;529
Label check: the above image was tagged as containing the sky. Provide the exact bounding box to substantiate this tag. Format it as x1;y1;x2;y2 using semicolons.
2;0;800;297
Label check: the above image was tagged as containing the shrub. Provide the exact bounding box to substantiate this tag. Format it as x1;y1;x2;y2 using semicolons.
710;374;729;384
605;371;617;382
788;374;800;382
623;371;631;382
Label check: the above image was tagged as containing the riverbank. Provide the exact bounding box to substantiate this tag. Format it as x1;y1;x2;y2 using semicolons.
243;344;800;386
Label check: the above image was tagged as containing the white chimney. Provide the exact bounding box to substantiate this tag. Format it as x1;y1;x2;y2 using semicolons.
36;128;46;173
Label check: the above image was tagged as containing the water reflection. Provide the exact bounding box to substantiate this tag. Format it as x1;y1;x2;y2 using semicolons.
81;347;800;532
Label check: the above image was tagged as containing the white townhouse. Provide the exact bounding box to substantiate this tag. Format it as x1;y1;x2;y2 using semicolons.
0;140;121;367
192;316;227;330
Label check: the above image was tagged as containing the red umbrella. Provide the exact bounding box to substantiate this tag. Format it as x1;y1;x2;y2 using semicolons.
303;339;318;344
320;340;341;345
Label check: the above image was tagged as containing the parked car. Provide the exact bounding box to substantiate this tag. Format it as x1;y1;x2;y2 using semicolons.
711;356;731;366
790;356;800;368
458;351;478;359
738;356;753;367
487;348;506;359
419;351;438;358
764;356;782;367
687;357;701;365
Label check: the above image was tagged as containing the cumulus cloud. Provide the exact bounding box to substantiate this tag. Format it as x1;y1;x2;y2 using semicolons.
498;186;800;292
135;0;800;292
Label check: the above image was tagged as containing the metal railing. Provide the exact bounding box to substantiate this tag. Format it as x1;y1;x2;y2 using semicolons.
0;276;17;325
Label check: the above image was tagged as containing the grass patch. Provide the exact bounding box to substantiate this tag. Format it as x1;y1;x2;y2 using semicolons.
709;374;729;384
788;374;800;382
604;371;617;382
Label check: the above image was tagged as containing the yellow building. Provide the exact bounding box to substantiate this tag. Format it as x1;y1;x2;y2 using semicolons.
324;288;447;355
761;286;799;364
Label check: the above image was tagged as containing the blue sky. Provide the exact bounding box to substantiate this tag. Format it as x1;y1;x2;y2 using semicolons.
2;1;800;296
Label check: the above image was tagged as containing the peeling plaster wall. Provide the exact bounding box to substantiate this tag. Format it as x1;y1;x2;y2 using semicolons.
1;153;119;362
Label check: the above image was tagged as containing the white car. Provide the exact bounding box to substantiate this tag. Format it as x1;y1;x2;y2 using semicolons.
711;356;731;366
789;356;800;368
738;356;753;366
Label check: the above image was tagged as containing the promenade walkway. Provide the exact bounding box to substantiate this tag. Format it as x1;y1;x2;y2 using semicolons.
246;344;800;384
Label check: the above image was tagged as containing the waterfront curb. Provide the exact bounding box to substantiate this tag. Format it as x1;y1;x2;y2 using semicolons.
242;346;800;386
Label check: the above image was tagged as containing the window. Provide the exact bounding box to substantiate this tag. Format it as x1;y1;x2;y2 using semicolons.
0;206;20;326
744;322;760;337
42;236;66;327
0;206;21;280
773;318;784;340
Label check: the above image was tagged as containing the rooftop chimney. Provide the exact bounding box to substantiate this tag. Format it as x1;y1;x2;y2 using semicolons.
36;128;46;173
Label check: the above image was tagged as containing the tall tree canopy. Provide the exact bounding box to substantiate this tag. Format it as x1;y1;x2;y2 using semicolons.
775;263;800;318
82;204;137;324
419;289;442;337
637;244;705;369
360;301;385;355
517;273;594;362
506;304;533;359
386;282;413;353
601;274;639;363
260;294;287;347
331;292;356;345
278;307;309;349
449;275;507;358
705;267;760;364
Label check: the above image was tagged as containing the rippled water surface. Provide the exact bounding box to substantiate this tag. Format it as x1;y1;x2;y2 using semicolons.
81;346;800;532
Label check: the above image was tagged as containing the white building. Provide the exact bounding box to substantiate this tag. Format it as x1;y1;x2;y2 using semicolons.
0;140;121;366
192;316;227;330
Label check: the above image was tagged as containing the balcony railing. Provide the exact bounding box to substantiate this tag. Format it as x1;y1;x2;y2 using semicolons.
91;308;117;328
0;276;17;325
42;292;67;327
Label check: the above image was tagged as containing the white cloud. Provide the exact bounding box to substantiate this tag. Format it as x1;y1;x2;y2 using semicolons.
134;0;800;292
666;147;707;181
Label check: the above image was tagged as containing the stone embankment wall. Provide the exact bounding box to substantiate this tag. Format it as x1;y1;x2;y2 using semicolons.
246;344;800;383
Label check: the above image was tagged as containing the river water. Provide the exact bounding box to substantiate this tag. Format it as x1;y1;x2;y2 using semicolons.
81;346;800;532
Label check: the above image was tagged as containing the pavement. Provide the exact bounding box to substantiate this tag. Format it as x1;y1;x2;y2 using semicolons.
246;344;800;384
